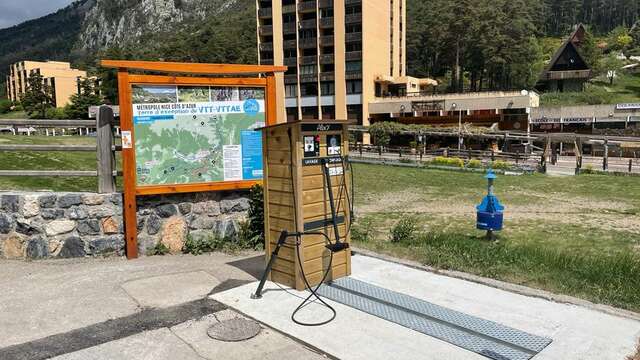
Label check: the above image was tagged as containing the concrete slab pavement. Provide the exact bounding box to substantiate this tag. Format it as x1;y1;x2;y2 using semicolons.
121;271;220;308
212;254;640;360
51;309;327;360
0;252;264;348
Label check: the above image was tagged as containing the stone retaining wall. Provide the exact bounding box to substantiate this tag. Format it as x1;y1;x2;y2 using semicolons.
0;191;249;259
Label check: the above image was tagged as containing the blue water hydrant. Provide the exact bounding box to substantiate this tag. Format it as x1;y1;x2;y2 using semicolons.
476;170;504;240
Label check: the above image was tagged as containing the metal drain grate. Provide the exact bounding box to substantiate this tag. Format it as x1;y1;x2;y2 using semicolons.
317;277;552;360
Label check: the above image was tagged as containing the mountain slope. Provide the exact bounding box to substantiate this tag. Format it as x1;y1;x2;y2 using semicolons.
0;0;93;88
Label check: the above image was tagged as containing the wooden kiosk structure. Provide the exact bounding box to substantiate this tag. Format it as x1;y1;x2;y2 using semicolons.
261;119;353;290
101;60;286;259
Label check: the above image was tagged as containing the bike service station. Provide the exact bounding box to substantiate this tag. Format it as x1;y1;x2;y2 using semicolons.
103;60;558;360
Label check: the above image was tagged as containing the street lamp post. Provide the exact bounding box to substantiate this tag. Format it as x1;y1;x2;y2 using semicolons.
452;103;462;151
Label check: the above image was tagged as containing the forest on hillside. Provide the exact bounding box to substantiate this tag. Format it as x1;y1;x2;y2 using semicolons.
1;0;640;101
407;0;640;92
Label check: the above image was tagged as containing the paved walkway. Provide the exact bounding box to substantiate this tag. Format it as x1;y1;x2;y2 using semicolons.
2;252;639;359
213;255;640;360
0;253;325;360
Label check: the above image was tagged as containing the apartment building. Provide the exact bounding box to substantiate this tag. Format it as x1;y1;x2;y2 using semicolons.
5;61;87;107
256;0;406;125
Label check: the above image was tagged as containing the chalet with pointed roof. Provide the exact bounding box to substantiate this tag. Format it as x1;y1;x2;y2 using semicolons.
537;24;592;92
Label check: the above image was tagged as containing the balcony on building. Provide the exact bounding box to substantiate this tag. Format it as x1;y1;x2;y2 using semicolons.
320;54;334;64
319;0;333;8
345;32;361;43
284;74;299;84
320;72;335;82
319;17;334;29
345;13;362;24
258;7;272;19
345;0;362;4
282;3;296;13
300;55;318;65
543;69;592;80
284;57;297;66
259;42;273;52
299;19;317;29
259;25;273;36
299;37;318;49
300;74;319;83
283;39;297;49
346;71;362;80
283;23;296;35
320;36;334;46
298;1;317;13
345;51;362;61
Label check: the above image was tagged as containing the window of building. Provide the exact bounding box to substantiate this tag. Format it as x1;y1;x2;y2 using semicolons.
301;83;318;96
321;64;335;72
286;107;298;123
302;106;318;120
283;13;295;23
346;80;362;94
322;106;335;119
346;42;362;52
285;84;297;98
347;105;363;122
300;65;316;75
320;8;333;18
320;82;335;95
346;24;361;33
346;61;362;72
345;5;360;15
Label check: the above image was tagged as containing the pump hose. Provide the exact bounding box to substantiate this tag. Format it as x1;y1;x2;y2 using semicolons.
291;232;337;326
286;128;338;327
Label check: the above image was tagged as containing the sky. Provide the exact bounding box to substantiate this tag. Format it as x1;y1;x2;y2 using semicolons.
0;0;75;29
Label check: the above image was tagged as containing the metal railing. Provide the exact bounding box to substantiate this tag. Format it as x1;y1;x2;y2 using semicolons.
0;106;121;193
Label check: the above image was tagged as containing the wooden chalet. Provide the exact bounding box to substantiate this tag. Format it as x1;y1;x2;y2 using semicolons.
537;24;592;92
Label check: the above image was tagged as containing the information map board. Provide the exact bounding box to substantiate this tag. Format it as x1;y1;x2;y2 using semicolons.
131;85;266;186
101;60;286;259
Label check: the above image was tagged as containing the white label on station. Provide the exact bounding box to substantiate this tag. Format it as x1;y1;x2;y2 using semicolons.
121;131;133;149
329;166;344;177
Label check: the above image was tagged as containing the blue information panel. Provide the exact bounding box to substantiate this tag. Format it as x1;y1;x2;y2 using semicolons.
241;130;264;180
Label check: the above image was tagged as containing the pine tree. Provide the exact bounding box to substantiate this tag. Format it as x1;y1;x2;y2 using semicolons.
65;78;103;119
21;73;54;119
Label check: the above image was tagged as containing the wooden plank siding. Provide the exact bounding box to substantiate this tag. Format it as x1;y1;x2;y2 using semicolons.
262;121;352;290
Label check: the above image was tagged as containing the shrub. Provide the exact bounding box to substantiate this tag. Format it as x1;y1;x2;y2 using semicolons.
467;159;482;168
352;217;375;243
147;242;170;256
432;156;464;168
246;184;265;249
491;160;511;170
183;234;224;255
45;107;67;119
0;99;12;114
236;219;263;251
582;164;596;174
390;217;419;243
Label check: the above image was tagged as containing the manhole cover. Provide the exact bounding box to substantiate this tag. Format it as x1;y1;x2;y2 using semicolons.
207;318;262;342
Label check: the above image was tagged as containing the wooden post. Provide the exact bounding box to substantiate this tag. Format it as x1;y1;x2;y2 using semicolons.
118;70;139;260
629;159;633;173
516;151;520;164
359;143;363;156
96;106;116;194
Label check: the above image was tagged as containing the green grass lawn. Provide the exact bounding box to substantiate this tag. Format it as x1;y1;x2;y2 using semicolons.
0;111;27;119
352;163;640;312
540;72;640;106
0;135;121;192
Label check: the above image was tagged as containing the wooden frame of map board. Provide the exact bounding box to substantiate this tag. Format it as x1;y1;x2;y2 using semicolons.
101;60;287;259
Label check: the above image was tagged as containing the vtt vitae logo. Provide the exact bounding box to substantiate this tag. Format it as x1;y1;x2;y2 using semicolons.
243;99;260;116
